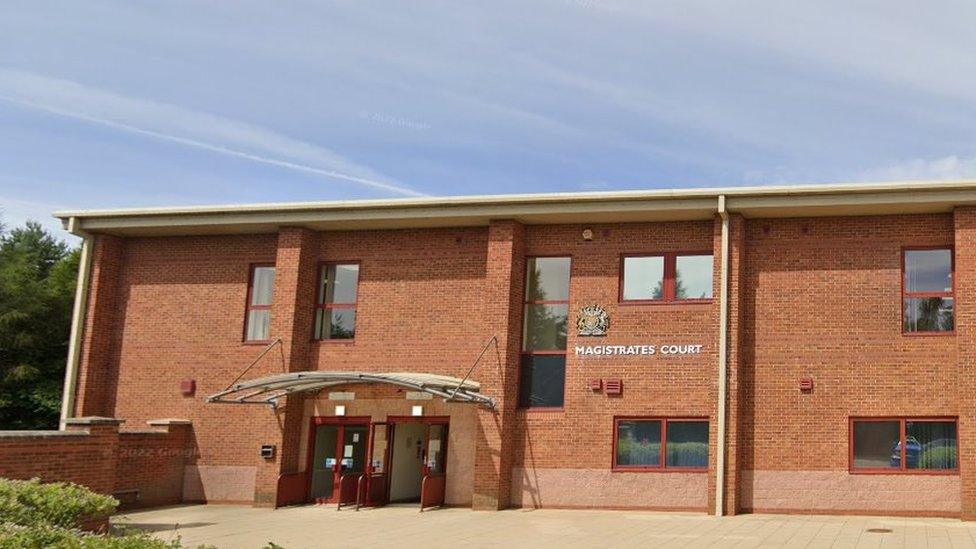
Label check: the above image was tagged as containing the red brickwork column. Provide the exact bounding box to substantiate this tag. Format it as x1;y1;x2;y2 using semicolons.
721;213;746;515
74;235;124;417
63;417;123;495
955;208;976;520
472;220;524;510
253;228;319;505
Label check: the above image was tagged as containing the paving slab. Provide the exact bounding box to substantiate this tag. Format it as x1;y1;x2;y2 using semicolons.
112;505;976;549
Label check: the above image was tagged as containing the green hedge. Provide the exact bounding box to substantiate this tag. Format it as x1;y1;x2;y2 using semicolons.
0;478;117;529
0;523;185;549
919;445;958;469
617;439;708;467
0;479;290;548
666;442;708;468
0;479;199;548
616;438;661;466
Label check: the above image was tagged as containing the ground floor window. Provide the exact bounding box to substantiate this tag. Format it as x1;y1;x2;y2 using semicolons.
612;417;708;471
851;417;958;473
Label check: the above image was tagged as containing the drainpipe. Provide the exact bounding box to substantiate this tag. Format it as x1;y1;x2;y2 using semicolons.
59;217;93;429
715;195;730;517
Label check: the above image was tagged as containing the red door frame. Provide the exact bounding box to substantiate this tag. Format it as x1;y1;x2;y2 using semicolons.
361;421;392;508
304;416;371;503
385;416;450;504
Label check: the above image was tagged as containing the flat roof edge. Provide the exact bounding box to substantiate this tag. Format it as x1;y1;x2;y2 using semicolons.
53;179;976;236
53;179;976;219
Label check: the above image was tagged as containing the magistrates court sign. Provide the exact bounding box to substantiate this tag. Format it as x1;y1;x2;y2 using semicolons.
574;344;704;356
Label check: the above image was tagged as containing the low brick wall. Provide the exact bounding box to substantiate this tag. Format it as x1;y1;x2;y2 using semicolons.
511;467;708;511
740;470;961;517
0;417;193;509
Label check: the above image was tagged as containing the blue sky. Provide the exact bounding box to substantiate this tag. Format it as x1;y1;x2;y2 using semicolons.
2;1;976;240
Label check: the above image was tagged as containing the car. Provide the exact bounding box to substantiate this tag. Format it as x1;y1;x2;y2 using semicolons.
890;437;956;469
889;436;921;468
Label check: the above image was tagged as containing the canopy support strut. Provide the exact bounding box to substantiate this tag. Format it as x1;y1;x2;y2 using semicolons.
447;335;497;404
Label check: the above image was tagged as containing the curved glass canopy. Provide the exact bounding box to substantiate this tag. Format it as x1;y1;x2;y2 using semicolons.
206;371;494;409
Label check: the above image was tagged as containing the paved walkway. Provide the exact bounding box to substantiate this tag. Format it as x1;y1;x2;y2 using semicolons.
115;504;976;548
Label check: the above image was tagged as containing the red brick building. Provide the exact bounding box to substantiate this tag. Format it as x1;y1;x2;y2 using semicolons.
48;181;976;518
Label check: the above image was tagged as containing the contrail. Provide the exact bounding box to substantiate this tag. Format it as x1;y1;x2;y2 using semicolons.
0;69;427;196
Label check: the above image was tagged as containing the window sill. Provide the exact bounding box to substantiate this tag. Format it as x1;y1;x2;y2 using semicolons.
849;469;958;476
611;467;708;474
242;340;273;346
312;339;356;344
902;331;955;337
618;299;714;307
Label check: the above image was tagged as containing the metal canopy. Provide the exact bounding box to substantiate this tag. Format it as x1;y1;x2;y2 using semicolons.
206;371;494;409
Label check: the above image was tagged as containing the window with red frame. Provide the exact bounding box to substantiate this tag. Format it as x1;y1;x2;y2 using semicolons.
613;418;708;470
851;418;957;472
621;253;713;303
314;263;359;340
244;265;275;342
518;257;570;408
903;248;954;333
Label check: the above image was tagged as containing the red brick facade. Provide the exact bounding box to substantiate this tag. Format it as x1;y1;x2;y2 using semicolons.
27;208;973;517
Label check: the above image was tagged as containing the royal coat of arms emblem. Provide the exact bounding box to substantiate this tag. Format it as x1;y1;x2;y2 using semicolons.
576;304;609;336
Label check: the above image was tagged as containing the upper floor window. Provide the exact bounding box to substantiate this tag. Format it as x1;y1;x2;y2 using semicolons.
314;263;359;340
613;418;709;471
851;418;957;473
244;265;275;342
519;257;570;408
621;253;713;303
903;248;953;333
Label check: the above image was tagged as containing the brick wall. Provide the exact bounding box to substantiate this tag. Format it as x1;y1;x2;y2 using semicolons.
103;234;282;502
0;418;192;509
954;207;976;519
739;214;958;515
56;212;969;516
509;220;719;511
89;227;491;505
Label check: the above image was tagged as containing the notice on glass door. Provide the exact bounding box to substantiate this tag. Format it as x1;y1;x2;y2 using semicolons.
344;445;353;458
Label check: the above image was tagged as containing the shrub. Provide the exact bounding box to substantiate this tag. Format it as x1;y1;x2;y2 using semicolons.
616;438;661;466
0;523;185;548
0;478;224;548
919;445;957;469
0;478;118;528
616;439;709;467
666;442;708;468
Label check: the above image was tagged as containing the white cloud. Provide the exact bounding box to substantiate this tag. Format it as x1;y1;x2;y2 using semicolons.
862;153;976;182
0;68;424;197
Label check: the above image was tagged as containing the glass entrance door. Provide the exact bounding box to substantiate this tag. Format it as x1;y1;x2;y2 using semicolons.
309;424;339;501
308;419;369;503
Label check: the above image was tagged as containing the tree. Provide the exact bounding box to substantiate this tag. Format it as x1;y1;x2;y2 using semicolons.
0;221;78;429
905;297;953;332
524;264;566;350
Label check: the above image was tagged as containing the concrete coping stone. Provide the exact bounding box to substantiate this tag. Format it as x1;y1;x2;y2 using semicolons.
64;416;125;426
120;429;170;435
0;430;89;438
146;418;192;426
